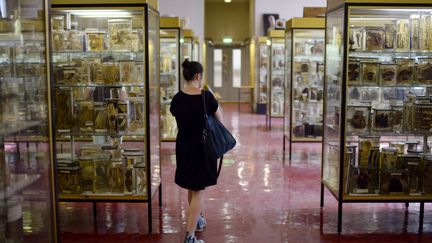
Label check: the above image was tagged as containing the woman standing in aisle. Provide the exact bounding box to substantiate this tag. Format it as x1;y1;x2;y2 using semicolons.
170;59;223;243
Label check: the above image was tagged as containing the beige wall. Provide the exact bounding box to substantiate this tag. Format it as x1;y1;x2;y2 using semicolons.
205;1;250;43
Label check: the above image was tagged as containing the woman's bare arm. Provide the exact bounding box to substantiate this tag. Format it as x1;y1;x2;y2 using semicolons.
214;106;223;123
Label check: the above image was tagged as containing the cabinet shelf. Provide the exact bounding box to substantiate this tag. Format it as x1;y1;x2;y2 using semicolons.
55;83;145;88
0;174;42;200
348;84;427;88
0;60;44;64
59;193;148;202
0;120;43;137
291;137;322;142
56;130;146;137
349;50;432;56
160;72;177;76
343;195;432;202
293;55;324;61
52;51;143;55
346;131;432;137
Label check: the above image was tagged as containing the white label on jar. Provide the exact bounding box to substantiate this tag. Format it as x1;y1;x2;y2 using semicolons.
355;189;369;194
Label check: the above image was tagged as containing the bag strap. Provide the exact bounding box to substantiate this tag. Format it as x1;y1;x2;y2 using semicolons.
201;89;208;118
202;89;223;177
217;155;223;177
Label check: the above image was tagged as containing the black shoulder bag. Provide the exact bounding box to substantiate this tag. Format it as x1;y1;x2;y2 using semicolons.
201;90;236;177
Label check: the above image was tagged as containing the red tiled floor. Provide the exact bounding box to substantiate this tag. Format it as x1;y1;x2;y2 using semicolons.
59;104;432;242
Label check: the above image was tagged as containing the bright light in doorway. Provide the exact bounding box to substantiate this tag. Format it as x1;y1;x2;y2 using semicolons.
224;0;232;3
223;37;233;44
266;39;271;46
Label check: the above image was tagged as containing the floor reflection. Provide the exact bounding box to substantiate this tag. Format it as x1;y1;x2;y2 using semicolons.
59;105;432;243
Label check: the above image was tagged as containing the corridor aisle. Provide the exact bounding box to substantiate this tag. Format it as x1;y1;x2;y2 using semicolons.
60;105;432;242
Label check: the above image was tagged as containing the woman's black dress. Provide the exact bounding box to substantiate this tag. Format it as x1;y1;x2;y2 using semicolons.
170;89;219;191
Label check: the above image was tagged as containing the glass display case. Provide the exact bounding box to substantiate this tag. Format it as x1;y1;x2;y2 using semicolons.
182;29;194;62
0;0;58;242
256;36;269;115
267;30;285;128
160;16;182;141
51;0;161;233
283;18;325;160
192;36;200;62
321;0;432;233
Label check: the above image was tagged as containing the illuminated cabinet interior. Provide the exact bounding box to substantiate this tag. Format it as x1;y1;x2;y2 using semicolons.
255;36;269;115
50;0;161;233
0;0;58;242
321;0;432;233
268;30;285;120
160;16;182;142
284;17;325;160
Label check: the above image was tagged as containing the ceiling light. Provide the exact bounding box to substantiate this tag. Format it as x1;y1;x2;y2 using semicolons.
57;10;132;18
224;0;232;3
223;37;232;44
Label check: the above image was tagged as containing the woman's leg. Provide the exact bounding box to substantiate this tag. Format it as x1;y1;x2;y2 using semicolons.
186;190;203;233
188;190;192;205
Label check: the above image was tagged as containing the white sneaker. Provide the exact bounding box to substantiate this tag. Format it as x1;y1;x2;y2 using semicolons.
184;233;205;243
196;215;206;232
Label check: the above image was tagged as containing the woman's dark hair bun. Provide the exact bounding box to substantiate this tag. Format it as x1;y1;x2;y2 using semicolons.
182;59;190;69
182;59;203;81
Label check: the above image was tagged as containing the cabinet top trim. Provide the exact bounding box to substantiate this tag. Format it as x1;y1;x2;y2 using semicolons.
328;0;432;11
52;0;158;10
286;18;325;30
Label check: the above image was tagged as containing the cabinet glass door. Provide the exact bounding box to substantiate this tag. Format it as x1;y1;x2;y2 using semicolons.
160;29;180;141
148;8;161;198
291;29;325;141
51;6;152;199
269;39;285;117
322;7;345;197
342;6;432;198
0;0;57;242
183;37;193;62
256;42;269;114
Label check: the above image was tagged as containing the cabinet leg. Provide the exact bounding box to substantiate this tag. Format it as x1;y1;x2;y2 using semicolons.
269;116;272;131
337;201;343;234
26;142;30;167
265;114;268;131
419;202;424;233
92;202;98;233
289;140;292;163
148;201;153;234
159;183;162;207
405;202;409;210
93;202;97;219
282;136;286;163
320;183;325;208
